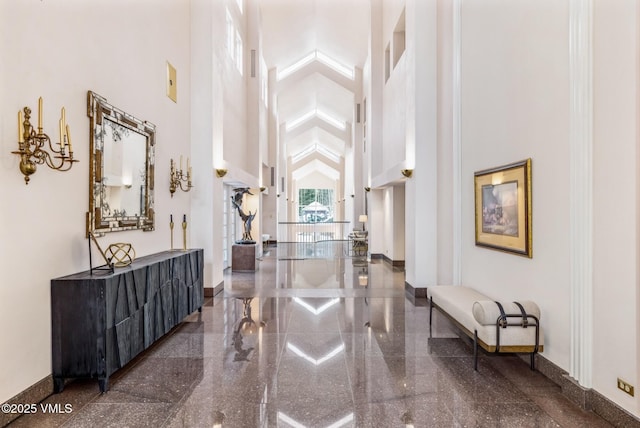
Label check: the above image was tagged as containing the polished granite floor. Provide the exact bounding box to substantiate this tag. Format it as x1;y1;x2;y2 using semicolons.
9;247;613;427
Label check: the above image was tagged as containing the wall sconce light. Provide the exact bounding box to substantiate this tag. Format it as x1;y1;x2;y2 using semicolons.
216;168;227;178
169;156;193;197
12;98;78;184
401;169;413;178
123;175;133;189
358;214;368;231
364;186;371;192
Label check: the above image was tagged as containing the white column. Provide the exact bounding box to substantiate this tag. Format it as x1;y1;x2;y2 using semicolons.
405;0;438;287
569;0;593;388
452;0;462;286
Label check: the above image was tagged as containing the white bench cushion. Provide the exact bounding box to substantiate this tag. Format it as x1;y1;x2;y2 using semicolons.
472;300;540;325
428;285;543;349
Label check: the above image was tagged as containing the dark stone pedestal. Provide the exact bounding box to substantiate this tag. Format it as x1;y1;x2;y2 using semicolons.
232;243;258;272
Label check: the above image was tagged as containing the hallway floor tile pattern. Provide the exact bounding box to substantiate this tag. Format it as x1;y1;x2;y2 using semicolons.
8;249;615;427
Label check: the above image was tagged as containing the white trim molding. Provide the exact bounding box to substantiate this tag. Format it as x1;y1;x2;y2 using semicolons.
452;0;462;286
568;0;594;389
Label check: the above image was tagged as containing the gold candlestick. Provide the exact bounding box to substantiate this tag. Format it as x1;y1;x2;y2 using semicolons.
170;215;174;249
182;214;187;250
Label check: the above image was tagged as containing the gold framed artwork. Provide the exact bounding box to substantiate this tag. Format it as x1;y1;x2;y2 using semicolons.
474;158;532;258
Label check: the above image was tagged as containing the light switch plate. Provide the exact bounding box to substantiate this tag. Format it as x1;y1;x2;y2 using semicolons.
167;62;177;102
617;378;635;397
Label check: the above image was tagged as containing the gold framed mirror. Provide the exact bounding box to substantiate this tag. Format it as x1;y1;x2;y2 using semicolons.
87;91;155;236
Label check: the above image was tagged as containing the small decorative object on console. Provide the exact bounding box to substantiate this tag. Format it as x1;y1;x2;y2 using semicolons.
104;243;136;267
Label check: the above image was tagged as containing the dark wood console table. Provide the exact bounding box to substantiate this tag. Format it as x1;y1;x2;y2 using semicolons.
51;249;204;393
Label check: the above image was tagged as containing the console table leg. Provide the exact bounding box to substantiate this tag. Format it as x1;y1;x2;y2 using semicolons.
98;377;109;393
53;377;65;393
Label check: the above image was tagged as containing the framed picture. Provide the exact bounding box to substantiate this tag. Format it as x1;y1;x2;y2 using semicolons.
474;158;532;258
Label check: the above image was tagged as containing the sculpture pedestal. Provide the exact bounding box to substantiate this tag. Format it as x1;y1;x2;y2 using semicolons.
232;243;258;272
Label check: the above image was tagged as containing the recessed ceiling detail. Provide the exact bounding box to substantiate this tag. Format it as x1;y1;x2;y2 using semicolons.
286;108;346;131
291;142;341;164
278;50;354;81
292;159;340;181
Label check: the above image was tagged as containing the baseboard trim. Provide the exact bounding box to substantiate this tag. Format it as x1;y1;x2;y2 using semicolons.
404;281;427;298
1;375;53;427
522;354;640;427
370;253;405;268
204;280;224;297
403;281;427;306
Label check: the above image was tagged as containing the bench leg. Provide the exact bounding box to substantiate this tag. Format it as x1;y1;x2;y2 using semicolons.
473;330;479;371
429;297;433;338
530;352;535;371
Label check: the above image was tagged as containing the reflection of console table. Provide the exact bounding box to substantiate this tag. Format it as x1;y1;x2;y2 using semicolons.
51;249;203;393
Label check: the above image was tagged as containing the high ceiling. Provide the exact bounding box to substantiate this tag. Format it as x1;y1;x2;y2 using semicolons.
259;0;370;73
259;0;370;180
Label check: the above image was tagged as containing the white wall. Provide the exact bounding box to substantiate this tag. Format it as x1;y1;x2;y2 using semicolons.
223;1;251;176
592;0;638;413
392;184;405;260
378;1;408;178
0;0;191;403
436;0;455;285
191;0;227;292
460;0;571;376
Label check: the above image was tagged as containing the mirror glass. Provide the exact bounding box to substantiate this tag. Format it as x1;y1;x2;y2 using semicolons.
87;91;155;235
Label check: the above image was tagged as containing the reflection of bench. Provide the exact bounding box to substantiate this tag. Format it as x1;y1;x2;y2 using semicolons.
428;285;543;370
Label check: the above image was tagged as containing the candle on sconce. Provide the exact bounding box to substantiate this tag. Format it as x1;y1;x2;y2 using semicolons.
18;110;24;143
180;155;183;171
170;214;173;223
66;124;73;152
183;214;186;222
38;97;43;129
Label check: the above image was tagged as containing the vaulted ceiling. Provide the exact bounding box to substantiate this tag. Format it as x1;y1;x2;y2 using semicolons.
260;0;370;184
260;0;370;73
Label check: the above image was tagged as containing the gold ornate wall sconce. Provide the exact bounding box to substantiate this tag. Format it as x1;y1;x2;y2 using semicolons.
401;168;413;178
12;97;78;184
216;168;228;178
169;156;193;196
